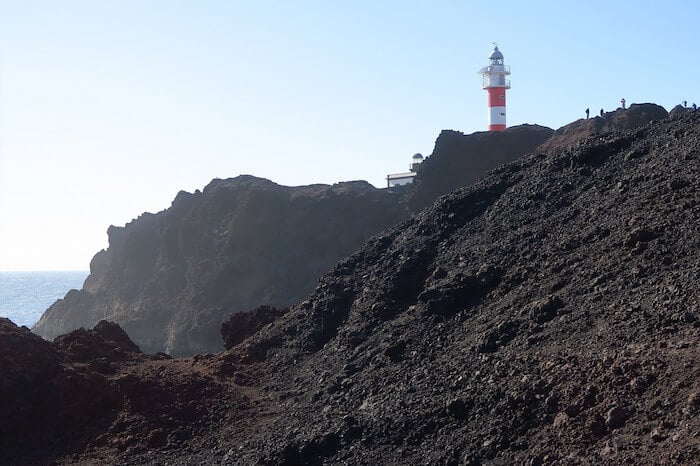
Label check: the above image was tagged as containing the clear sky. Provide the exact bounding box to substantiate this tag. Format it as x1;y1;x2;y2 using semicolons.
0;1;697;271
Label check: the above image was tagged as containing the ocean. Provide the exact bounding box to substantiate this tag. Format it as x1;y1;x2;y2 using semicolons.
0;271;89;328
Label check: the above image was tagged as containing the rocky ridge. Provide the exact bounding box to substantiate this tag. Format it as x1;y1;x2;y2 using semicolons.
33;124;554;356
405;124;554;211
33;106;663;357
536;103;668;156
4;108;698;464
34;178;407;356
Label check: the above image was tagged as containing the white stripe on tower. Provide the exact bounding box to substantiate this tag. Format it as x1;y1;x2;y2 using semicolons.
489;106;506;125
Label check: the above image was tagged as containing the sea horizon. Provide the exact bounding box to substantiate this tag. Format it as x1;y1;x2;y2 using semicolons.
0;269;90;273
0;270;89;328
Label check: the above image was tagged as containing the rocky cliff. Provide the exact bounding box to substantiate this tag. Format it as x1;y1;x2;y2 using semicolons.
6;108;699;465
406;124;554;211
34;124;554;356
32;105;668;358
34;177;407;355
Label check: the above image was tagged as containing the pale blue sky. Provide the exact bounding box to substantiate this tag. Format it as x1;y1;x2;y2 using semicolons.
0;1;697;270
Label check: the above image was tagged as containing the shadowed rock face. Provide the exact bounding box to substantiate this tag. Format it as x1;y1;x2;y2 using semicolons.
34;177;408;356
1;318;242;464
406;124;554;211
0;318;122;464
221;305;289;350
6;111;700;465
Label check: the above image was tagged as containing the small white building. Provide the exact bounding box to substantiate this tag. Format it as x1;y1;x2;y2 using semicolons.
386;153;424;188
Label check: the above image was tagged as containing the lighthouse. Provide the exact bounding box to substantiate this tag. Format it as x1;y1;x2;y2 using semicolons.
478;44;511;131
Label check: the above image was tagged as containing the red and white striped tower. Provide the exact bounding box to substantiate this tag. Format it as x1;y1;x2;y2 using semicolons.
478;44;511;131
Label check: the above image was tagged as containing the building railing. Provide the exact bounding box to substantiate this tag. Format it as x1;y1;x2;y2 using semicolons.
478;65;511;75
482;77;511;89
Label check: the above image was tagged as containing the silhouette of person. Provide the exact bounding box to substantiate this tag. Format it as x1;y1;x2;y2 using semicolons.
585;108;590;119
620;98;626;109
600;108;604;117
683;100;687;108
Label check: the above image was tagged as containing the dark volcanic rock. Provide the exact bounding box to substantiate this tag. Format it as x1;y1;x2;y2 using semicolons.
1;319;243;465
34;177;408;356
221;305;289;350
54;319;141;363
0;318;120;465
212;110;699;465
7;109;700;465
537;103;668;155
406;124;554;211
669;104;694;118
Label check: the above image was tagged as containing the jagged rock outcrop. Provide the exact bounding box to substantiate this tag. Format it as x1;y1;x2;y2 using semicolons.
669;104;695;118
0;318;243;464
406;124;554;211
54;319;141;363
221;305;289;350
0;318;122;464
33;177;408;356
5;110;699;465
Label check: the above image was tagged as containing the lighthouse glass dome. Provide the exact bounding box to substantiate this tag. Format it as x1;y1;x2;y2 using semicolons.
488;47;504;62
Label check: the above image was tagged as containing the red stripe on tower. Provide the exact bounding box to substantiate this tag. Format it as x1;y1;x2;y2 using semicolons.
487;89;506;107
478;44;511;132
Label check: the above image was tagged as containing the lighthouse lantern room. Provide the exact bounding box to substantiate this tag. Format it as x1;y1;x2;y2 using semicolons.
478;44;511;131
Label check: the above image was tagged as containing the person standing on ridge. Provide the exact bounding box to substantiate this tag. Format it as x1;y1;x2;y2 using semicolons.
621;98;626;109
585;108;590;119
600;108;604;117
683;100;687;108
